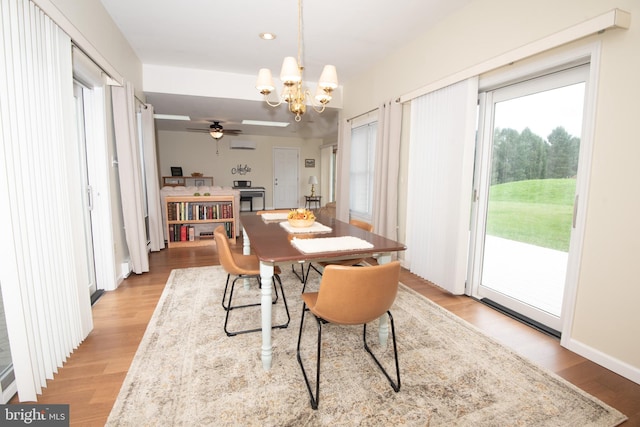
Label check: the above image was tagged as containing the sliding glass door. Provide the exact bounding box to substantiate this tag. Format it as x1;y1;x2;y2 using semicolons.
469;65;588;334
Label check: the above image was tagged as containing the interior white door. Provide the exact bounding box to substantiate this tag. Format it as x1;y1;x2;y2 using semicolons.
273;147;299;208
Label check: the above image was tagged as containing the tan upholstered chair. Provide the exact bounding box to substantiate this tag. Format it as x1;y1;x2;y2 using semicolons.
214;226;290;336
296;261;401;409
303;218;374;291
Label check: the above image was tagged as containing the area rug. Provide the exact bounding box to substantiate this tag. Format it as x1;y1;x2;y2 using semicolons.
106;266;626;426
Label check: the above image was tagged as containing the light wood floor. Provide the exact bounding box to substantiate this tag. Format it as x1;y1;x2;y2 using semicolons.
11;241;640;426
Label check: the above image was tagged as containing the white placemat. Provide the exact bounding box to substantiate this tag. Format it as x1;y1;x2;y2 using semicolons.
279;221;332;234
291;236;374;253
261;213;289;222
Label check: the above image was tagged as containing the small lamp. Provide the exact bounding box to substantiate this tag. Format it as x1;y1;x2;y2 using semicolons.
308;176;318;197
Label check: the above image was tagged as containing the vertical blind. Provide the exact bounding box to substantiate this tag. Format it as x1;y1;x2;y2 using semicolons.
349;121;377;220
405;77;478;294
0;0;93;401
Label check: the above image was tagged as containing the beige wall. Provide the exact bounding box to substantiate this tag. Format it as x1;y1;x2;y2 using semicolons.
157;131;324;208
342;0;640;378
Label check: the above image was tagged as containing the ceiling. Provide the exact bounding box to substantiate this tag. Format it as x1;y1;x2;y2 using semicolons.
100;0;472;140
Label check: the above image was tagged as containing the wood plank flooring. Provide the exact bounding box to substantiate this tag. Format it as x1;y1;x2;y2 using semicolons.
10;242;640;426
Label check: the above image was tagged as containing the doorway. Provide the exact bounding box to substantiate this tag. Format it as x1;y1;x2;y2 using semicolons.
469;65;589;334
273;147;300;208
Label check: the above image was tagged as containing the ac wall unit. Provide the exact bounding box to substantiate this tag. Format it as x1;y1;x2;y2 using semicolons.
229;140;257;150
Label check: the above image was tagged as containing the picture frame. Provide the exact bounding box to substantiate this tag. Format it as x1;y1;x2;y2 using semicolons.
305;159;315;168
171;166;183;176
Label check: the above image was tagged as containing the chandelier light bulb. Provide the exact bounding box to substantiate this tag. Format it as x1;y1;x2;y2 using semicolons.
318;65;338;90
256;68;275;94
280;57;301;85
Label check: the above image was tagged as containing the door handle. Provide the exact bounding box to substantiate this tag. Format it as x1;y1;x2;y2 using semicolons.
87;186;93;211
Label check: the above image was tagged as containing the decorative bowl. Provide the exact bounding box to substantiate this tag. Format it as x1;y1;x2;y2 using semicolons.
288;218;315;228
191;172;203;177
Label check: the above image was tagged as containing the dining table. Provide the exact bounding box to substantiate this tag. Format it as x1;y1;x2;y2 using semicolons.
240;212;407;371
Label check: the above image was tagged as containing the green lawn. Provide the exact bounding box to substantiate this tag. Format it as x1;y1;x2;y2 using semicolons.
486;179;576;252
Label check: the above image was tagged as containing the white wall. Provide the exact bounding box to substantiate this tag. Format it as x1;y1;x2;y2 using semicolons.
157;131;324;208
342;0;640;379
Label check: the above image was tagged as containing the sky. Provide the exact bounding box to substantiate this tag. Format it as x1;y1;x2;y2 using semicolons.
493;83;585;140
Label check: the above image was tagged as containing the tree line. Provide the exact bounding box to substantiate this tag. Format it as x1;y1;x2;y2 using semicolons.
491;126;580;185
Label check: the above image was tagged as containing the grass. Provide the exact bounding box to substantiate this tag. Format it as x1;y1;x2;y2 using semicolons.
486;179;576;252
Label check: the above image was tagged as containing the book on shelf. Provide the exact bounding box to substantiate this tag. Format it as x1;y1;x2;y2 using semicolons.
168;201;234;221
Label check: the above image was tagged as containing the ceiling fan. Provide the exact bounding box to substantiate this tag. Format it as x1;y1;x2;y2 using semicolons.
187;120;242;139
186;120;243;155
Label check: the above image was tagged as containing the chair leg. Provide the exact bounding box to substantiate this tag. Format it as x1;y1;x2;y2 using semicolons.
296;304;322;410
272;274;290;329
302;262;323;293
224;274;290;336
363;311;401;392
291;263;306;283
223;275;261;311
221;273;232;310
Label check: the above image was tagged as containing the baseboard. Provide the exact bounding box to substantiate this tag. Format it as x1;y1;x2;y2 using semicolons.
120;261;131;279
562;336;640;385
115;261;132;287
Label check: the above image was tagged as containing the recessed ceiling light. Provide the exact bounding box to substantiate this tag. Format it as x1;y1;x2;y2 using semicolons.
153;114;191;121
259;32;276;40
242;119;289;127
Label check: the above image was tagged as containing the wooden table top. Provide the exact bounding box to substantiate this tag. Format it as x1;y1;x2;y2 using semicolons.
241;213;406;264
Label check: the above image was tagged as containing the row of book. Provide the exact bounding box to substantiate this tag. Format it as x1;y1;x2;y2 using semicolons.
168;223;233;242
167;202;233;221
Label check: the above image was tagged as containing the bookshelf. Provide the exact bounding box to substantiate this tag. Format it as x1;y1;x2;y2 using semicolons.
165;195;235;248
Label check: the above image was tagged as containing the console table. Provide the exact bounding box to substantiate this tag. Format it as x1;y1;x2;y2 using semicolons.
305;195;322;209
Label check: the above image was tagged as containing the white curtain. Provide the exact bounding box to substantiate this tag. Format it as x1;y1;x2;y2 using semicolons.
112;82;149;273
405;77;478;294
141;104;165;252
0;0;93;401
372;100;402;240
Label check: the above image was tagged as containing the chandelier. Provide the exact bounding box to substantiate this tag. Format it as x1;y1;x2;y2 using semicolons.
255;0;338;122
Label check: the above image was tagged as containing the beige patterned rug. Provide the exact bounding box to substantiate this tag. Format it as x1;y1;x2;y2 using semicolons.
106;266;626;426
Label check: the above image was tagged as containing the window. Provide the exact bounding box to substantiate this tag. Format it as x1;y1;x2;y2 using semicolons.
349;121;377;220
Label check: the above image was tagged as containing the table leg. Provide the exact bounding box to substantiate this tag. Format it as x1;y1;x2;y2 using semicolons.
260;261;274;370
376;252;392;346
242;228;252;289
242;228;251;255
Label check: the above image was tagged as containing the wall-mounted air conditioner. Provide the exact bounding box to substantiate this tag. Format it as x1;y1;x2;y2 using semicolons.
229;140;257;150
